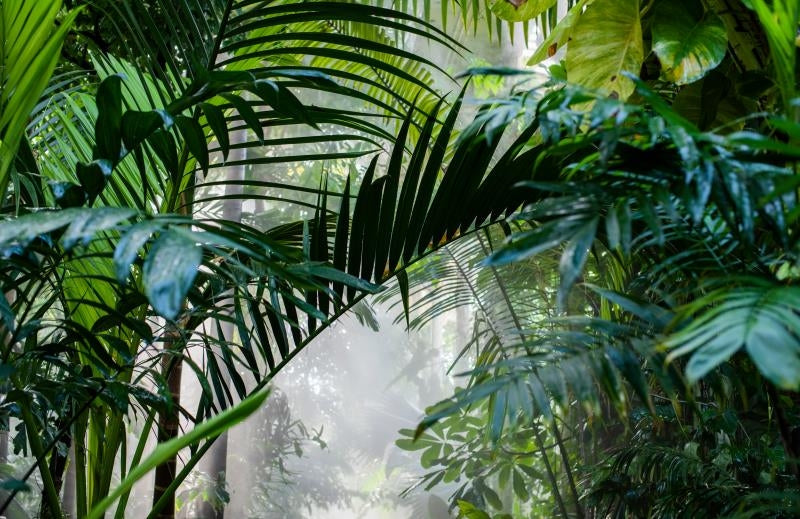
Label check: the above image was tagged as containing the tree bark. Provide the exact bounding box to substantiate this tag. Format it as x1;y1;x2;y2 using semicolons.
61;444;76;518
152;325;184;518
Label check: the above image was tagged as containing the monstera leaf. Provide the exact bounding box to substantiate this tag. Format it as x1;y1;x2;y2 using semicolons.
490;0;557;22
652;0;728;85
565;0;644;100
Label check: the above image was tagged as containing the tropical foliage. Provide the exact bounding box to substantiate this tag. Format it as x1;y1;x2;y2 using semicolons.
390;1;800;517
0;0;798;518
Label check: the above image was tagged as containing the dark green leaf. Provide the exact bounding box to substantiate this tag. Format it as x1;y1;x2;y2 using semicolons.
94;74;123;161
175;116;209;174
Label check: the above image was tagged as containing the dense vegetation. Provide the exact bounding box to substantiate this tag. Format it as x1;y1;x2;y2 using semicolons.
0;0;798;517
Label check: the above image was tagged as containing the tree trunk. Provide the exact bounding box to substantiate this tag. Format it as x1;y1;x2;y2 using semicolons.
152;325;184;518
62;444;76;518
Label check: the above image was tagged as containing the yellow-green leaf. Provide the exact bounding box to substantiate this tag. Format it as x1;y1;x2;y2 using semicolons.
528;0;595;65
565;0;644;100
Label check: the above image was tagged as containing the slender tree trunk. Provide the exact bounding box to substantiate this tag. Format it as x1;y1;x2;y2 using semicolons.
152;324;184;518
195;129;245;519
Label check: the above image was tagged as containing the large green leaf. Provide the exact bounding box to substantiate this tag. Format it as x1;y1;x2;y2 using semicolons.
489;0;557;22
652;0;728;85
565;0;643;100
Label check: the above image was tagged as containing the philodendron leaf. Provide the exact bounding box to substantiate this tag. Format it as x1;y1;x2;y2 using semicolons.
652;0;728;85
565;0;644;100
142;229;202;320
665;282;800;390
528;0;595;65
490;0;557;22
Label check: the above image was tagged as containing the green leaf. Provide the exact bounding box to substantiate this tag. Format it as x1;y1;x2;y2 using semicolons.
420;445;441;468
332;175;351;300
250;80;317;130
121;110;172;152
113;220;163;283
457;500;491;519
200;103;229;160
291;263;382;293
652;0;727;85
512;468;530;501
486;216;591;267
76;159;113;202
142;229;202;320
374;102;413;280
517;464;545;480
477;479;503;509
586;284;672;326
0;208;82;250
395;437;431;451
489;0;557;22
0;1;80;191
528;0;595;65
558;217;598;308
175;116;209;174
147;130;179;176
749;0;799;110
396;269;411;328
608;347;654;414
94;75;123;161
61;207;136;250
220;93;263;143
666;283;800;389
565;0;644;100
51;181;86;208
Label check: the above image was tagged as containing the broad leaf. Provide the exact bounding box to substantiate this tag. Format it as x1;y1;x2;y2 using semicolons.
652;0;728;85
528;0;595;65
565;0;644;100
